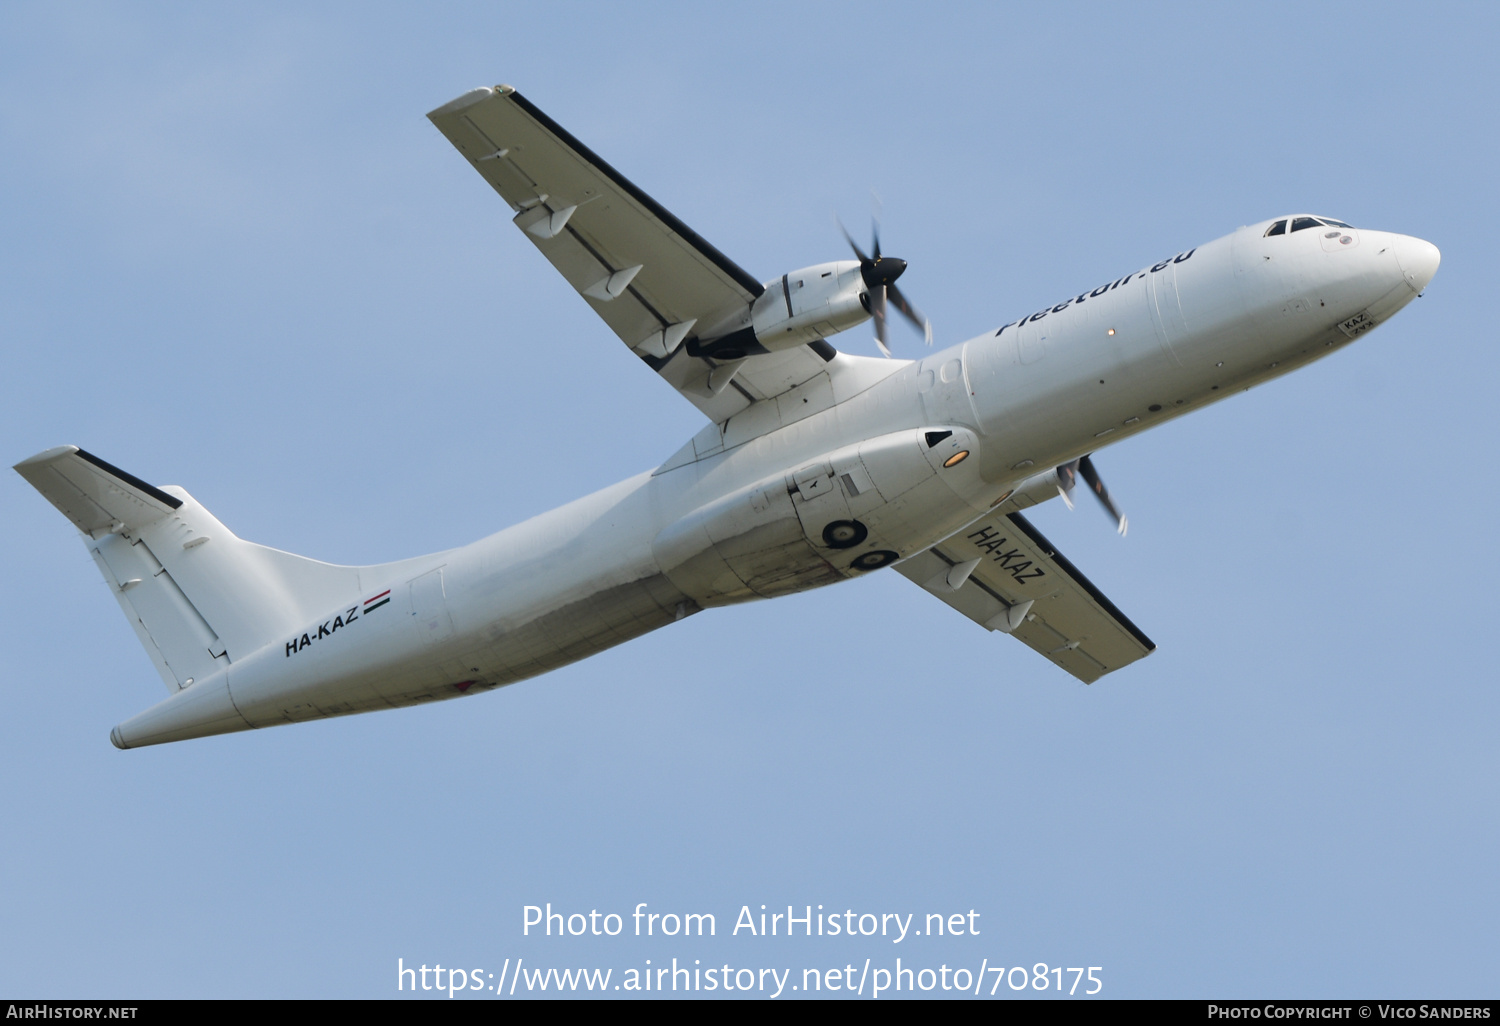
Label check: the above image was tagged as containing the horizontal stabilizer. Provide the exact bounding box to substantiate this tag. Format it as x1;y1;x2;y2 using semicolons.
14;446;181;536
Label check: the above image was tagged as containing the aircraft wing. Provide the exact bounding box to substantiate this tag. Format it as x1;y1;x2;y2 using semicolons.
428;85;835;423
895;511;1154;683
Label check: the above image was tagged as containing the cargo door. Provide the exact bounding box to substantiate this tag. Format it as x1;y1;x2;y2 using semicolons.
409;567;454;646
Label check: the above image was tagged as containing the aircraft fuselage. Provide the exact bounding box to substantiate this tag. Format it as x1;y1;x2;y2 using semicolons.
107;217;1439;747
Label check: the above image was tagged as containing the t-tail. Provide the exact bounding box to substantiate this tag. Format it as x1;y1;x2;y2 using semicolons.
14;446;405;748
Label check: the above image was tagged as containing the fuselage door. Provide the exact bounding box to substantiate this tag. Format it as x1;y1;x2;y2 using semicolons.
409;567;454;646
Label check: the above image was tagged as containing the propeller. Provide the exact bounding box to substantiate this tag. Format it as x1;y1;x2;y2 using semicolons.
838;217;932;357
1056;454;1129;536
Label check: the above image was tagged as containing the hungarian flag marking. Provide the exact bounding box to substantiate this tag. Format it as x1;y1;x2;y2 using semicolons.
364;590;391;614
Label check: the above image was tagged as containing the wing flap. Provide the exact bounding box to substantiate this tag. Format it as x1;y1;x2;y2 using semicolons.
512;210;670;353
896;511;1154;683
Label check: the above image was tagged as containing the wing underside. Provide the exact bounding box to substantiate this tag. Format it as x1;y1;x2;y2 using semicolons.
427;85;835;423
14;445;182;535
896;511;1154;683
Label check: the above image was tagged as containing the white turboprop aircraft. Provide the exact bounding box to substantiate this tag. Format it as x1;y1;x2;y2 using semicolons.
16;85;1440;750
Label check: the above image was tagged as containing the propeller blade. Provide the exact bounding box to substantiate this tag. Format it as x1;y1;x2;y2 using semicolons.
887;283;932;345
1077;454;1128;536
872;285;891;358
1056;459;1078;510
837;210;927;355
837;217;870;263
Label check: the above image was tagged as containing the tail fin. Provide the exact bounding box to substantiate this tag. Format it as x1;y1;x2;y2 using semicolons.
16;446;366;692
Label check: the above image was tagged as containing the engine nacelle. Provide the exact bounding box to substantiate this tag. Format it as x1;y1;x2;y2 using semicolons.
995;466;1067;512
749;261;869;352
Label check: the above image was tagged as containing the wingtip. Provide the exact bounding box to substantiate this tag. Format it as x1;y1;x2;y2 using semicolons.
13;445;80;472
426;85;501;120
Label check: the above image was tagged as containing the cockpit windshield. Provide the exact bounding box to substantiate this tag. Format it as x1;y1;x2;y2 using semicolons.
1265;215;1355;237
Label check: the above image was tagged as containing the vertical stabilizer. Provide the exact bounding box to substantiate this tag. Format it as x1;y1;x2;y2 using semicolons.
16;446;367;693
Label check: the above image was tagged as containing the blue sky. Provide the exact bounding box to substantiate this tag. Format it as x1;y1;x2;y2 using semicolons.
2;1;1495;998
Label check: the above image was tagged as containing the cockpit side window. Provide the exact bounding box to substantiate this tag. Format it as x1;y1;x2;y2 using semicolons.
1265;220;1287;237
1290;216;1322;233
1318;218;1355;229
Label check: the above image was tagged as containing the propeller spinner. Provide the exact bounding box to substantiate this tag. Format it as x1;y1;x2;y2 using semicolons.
839;218;932;357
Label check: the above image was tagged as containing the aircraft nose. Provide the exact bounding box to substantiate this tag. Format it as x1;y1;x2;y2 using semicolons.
1393;235;1441;294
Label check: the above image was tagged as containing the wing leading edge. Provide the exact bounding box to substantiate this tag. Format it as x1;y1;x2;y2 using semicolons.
428;85;837;423
896;511;1155;683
